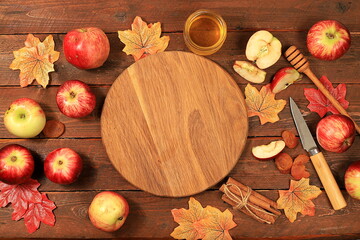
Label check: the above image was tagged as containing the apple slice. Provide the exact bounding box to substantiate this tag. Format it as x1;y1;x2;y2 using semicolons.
245;30;282;69
270;67;302;94
252;140;285;160
233;61;266;83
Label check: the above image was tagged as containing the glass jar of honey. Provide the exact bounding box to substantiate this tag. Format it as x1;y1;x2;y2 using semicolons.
184;9;227;55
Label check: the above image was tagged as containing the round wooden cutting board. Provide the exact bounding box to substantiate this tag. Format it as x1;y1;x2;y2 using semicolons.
101;51;248;197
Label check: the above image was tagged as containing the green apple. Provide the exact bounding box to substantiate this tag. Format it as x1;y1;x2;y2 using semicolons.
4;98;46;138
88;191;129;232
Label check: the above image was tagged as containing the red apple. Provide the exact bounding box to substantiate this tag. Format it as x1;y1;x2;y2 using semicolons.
345;161;360;200
88;191;129;232
56;80;96;118
307;20;351;61
4;98;46;138
252;140;286;160
0;144;34;184
63;27;110;69
316;114;355;153
270;67;302;94
44;148;83;184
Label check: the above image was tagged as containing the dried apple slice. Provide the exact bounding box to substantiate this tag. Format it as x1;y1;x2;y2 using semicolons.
246;30;282;69
252;140;286;160
233;61;266;83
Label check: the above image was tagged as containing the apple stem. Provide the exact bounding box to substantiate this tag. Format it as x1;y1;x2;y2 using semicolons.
11;156;17;162
58;160;63;165
20;114;25;119
70;91;76;98
118;216;123;221
326;32;335;39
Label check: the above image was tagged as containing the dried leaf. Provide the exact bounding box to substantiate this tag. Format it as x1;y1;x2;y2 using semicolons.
42;120;65;138
9;34;60;88
277;178;322;223
23;193;56;233
118;16;170;61
195;206;237;240
171;197;236;240
245;84;287;125
304;76;349;117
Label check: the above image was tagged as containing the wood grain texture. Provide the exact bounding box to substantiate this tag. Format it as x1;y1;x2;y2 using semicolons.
0;0;358;33
101;51;248;197
1;0;360;238
0;83;359;139
1;32;360;86
0;136;358;192
0;190;359;239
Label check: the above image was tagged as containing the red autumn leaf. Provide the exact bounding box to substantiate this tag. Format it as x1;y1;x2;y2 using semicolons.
304;76;349;117
23;193;56;233
0;179;57;233
0;179;42;220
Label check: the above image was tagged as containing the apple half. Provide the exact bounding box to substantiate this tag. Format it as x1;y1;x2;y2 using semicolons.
270;67;302;94
246;30;282;69
252;140;286;160
233;61;266;83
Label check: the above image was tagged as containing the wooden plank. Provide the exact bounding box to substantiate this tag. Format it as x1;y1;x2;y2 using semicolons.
0;0;359;33
1;83;359;138
0;137;358;192
1;32;360;86
0;190;359;239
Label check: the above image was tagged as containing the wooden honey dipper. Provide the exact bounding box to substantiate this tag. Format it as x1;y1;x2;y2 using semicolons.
285;46;360;134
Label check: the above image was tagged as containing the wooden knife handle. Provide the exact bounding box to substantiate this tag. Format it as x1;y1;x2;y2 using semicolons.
310;151;347;210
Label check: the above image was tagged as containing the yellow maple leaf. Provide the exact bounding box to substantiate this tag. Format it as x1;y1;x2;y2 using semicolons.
171;197;210;240
277;178;322;223
10;34;60;88
171;197;236;240
118;16;170;61
245;83;286;125
195;206;237;240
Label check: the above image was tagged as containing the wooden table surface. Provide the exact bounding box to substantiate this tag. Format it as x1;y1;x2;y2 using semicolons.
1;0;360;239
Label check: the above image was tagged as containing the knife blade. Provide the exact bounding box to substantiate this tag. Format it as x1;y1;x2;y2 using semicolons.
289;97;346;210
289;98;318;154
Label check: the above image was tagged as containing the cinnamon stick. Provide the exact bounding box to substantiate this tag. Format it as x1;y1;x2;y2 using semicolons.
220;182;281;216
227;177;278;210
222;194;276;224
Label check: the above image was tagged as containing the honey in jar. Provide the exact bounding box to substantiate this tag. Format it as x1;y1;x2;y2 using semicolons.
184;9;227;55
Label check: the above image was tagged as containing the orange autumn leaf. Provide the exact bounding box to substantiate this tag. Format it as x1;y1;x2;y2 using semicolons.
118;16;170;61
245;83;286;125
194;206;237;240
277;178;322;223
171;197;236;240
171;197;210;240
9;34;60;88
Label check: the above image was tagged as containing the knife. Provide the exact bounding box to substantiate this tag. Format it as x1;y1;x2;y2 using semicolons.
289;97;346;210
